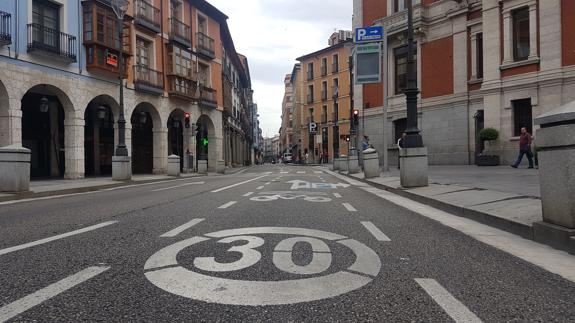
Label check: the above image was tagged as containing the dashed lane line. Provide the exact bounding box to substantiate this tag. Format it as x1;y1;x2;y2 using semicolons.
218;201;237;209
243;192;255;197
256;186;265;190
160;219;205;238
342;203;357;212
415;278;483;323
0;266;110;323
360;221;391;241
333;193;342;198
150;182;205;192
0;221;118;257
211;175;268;193
264;182;272;186
297;171;306;174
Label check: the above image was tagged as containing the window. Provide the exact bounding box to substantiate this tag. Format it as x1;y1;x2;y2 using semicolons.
332;54;339;73
513;99;532;136
512;7;530;61
321;81;327;101
393;0;419;13
198;15;207;34
168;46;193;78
198;63;210;87
170;0;182;20
321;106;327;123
394;118;407;142
33;0;60;49
307;62;314;80
394;44;417;95
307;85;314;103
321;58;327;76
333;78;339;98
476;33;483;79
136;37;151;67
309;108;314;123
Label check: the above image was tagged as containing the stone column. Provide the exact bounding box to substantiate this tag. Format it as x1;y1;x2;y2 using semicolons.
452;15;468;93
528;4;539;60
153;128;168;174
502;11;513;64
64;117;85;179
93;119;101;175
399;147;429;188
533;101;575;254
470;33;478;79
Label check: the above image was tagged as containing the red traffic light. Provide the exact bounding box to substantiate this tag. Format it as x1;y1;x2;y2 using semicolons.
184;112;190;118
184;112;191;128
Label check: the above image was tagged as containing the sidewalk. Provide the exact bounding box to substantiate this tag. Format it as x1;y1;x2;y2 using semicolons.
0;165;255;202
325;165;543;241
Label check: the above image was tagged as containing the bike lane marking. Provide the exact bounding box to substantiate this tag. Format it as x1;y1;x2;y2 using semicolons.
360;221;391;242
211;175;268;193
342;203;357;212
0;266;110;322
218;201;237;209
415;279;483;323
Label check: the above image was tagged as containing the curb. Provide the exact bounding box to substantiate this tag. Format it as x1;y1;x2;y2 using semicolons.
337;171;535;240
0;174;206;203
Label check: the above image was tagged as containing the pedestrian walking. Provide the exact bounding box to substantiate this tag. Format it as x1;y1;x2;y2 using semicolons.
511;127;534;169
397;132;406;169
362;135;370;151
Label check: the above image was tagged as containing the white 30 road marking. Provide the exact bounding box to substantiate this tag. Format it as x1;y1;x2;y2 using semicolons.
360;221;391;241
0;266;110;322
415;279;483;323
211;175;268;193
342;203;357;212
161;219;205;238
0;221;118;256
151;182;205;192
218;201;237;209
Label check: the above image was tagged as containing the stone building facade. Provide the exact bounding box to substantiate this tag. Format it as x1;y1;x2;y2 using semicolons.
0;0;254;179
279;73;294;156
353;0;575;166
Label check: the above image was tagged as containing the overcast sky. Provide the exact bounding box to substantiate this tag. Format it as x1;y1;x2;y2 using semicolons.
207;0;353;138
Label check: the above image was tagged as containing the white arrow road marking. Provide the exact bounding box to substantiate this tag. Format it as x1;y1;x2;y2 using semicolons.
333;193;342;198
161;219;205;238
415;279;483;323
0;266;110;323
211;175;268;193
218;201;237;209
360;221;391;241
0;221;118;257
342;203;357;212
151;182;205;192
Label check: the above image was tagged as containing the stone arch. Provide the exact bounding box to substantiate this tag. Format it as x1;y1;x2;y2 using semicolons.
167;108;186;171
84;95;120;176
0;79;10;147
130;102;164;174
21;84;79;179
196;114;217;171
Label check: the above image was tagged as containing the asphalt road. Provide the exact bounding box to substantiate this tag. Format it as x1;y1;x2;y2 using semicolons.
0;165;574;322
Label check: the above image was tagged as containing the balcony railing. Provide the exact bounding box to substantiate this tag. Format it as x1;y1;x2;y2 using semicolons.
196;32;215;59
307;70;313;80
197;85;217;108
134;0;161;33
332;62;338;73
169;18;191;48
27;23;76;62
307;94;314;104
321;65;327;76
321;90;327;101
0;11;11;46
134;65;164;95
167;76;195;101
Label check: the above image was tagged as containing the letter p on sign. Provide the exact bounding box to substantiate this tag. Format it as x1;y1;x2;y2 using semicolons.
357;29;366;41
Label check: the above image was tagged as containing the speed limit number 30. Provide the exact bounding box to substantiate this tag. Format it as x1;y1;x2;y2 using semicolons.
144;227;382;306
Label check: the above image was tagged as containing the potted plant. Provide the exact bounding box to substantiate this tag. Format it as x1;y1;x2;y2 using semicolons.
476;128;500;166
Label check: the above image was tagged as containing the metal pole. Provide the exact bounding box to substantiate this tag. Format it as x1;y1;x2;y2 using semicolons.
348;56;355;156
404;0;423;148
382;35;389;171
115;16;128;157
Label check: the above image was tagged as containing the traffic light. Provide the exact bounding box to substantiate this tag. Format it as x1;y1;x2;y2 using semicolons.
184;112;190;128
345;135;350;142
353;109;359;126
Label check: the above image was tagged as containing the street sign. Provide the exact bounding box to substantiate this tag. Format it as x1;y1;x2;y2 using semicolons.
355;43;381;84
309;122;317;134
355;26;383;43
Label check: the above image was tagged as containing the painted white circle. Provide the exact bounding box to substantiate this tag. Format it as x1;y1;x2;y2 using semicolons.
144;227;381;306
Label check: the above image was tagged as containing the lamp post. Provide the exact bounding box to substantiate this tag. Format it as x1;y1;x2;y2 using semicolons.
403;0;423;148
111;0;131;180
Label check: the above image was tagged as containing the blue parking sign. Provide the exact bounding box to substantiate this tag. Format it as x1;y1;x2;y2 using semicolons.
355;26;384;43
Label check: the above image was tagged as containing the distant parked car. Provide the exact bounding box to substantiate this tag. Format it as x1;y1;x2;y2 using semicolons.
283;153;293;163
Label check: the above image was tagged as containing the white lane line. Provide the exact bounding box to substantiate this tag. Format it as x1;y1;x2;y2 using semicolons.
415;279;483;323
150;182;205;192
333;193;342;198
218;201;237;209
243;192;254;197
297;171;305;174
256;186;264;190
360;221;391;241
342;203;357;212
0;221;118;257
160;218;205;238
211;175;268;193
314;171;323;174
0;266;110;322
264;182;272;186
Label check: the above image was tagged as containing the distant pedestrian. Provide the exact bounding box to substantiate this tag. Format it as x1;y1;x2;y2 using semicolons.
304;152;309;165
511;127;534;169
397;132;406;169
362;135;370;151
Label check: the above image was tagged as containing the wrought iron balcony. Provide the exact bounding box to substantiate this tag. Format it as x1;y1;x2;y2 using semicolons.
134;0;161;33
196;32;215;59
307;94;314;104
321;90;328;102
332;62;338;73
321;65;327;76
27;23;77;62
307;70;313;80
169;18;191;48
167;76;195;101
0;11;11;46
134;65;164;95
197;84;217;109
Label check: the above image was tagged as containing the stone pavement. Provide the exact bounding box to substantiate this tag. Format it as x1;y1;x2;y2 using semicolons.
321;165;543;241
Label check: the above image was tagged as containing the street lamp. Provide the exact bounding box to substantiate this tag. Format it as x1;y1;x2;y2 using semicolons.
403;0;423;148
111;0;129;157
